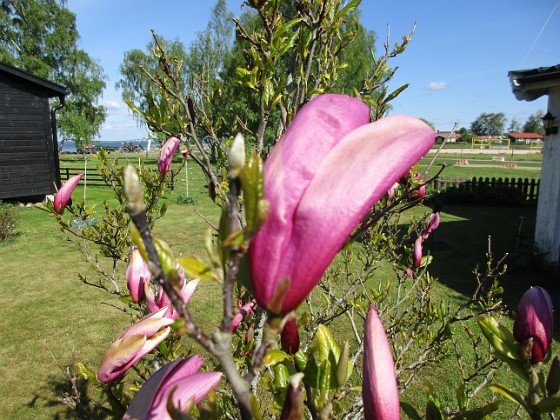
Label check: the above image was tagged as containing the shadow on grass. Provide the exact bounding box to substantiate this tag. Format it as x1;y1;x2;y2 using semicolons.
29;373;112;419
424;203;559;328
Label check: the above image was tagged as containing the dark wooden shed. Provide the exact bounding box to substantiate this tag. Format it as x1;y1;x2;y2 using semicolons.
0;62;67;200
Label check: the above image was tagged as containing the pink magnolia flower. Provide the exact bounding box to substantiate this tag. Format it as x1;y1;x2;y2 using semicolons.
413;236;423;267
145;273;198;319
126;247;152;302
97;308;174;383
158;136;181;174
181;147;190;158
513;286;554;363
248;94;434;314
54;173;83;213
387;182;400;203
363;305;400;420
281;318;300;355
124;356;222;419
231;299;257;332
422;212;440;238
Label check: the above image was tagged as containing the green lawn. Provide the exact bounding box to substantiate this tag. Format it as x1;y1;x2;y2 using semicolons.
0;154;556;418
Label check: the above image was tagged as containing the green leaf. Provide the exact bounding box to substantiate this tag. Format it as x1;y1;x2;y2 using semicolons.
451;402;500;419
385;83;409;103
476;315;521;360
534;397;560;414
456;383;467;412
426;400;444;420
400;401;422;420
153;238;180;286
75;363;98;383
316;325;340;363
239;151;268;238
489;384;529;411
264;349;291;367
177;256;213;280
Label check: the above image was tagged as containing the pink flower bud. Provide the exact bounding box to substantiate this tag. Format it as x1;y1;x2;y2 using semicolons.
413;236;423;267
422;212;440;238
513;286;554;363
54;174;83;213
145;275;199;319
281;318;300;354
158;136;181;174
248;94;435;314
363;306;400;419
124;356;222;419
126;247;152;302
231;299;257;332
97;308;174;383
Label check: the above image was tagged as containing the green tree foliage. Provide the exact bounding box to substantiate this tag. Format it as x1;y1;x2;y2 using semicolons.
458;126;473;142
523;111;545;135
188;0;234;87
116;36;190;138
470;112;506;136
508;118;521;133
0;0;107;147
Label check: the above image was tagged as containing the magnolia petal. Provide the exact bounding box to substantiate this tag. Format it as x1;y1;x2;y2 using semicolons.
145;283;160;314
249;94;370;311
413;236;423;268
273;115;434;312
513;286;554;363
97;334;146;383
363;306;400;420
54;173;83;213
180;279;199;305
149;371;223;418
158;136;181;174
126;247;152;302
423;212;440;238
120;314;174;339
124;359;182;419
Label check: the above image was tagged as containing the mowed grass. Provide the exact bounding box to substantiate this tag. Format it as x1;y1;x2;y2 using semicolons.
1;152;557;418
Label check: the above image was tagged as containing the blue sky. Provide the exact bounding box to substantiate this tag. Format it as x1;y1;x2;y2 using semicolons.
67;0;559;141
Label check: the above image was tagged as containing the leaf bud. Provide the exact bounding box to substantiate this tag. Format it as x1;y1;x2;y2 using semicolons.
124;165;145;214
336;341;350;386
228;133;246;178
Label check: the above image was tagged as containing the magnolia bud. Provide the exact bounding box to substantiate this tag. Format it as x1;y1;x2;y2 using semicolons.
513;286;554;364
279;373;304;420
124;165;145;214
228;133;246;178
281;318;300;355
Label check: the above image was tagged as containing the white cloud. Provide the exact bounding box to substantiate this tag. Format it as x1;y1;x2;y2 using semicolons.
105;100;122;110
426;82;449;91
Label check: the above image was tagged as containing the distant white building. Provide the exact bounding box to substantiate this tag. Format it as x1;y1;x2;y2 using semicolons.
435;131;460;143
509;64;560;264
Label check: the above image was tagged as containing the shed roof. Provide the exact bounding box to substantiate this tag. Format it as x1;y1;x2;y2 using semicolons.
0;61;67;97
508;64;560;101
508;132;544;139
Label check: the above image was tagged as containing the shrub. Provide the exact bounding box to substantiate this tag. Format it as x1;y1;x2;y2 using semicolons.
0;202;18;242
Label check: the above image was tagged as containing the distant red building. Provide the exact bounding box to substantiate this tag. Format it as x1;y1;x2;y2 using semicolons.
507;132;544;144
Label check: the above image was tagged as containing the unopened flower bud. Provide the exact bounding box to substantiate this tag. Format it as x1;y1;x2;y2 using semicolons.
124;165;145;214
513;286;554;364
228;133;245;178
281;318;300;355
280;373;304;420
